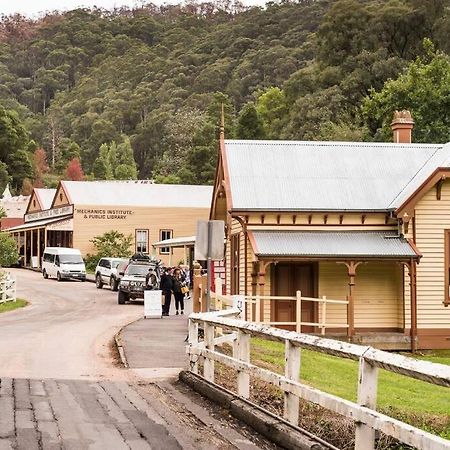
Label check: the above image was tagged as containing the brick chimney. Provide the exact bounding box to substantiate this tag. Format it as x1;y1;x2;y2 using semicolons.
391;110;414;144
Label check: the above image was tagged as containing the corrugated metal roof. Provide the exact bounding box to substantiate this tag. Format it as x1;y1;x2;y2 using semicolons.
7;216;71;232
35;189;56;210
249;231;417;258
224;140;449;211
62;181;213;208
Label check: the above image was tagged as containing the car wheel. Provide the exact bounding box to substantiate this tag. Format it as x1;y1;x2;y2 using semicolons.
43;270;48;279
110;277;119;291
57;272;62;282
96;274;103;289
118;290;128;304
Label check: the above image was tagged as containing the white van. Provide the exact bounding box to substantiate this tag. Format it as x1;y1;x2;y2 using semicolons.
42;247;86;282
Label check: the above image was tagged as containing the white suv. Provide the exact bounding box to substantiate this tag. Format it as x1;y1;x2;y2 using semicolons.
95;257;128;291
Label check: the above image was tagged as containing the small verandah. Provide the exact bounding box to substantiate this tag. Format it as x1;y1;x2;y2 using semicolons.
246;230;421;351
8;216;73;268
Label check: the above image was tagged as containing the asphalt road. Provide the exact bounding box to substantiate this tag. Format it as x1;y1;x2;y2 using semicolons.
1;268;142;380
0;269;276;450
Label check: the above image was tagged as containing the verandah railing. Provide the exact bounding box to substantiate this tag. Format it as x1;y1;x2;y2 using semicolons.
193;273;349;335
187;307;450;450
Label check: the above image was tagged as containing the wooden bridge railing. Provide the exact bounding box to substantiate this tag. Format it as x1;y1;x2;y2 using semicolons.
187;308;450;450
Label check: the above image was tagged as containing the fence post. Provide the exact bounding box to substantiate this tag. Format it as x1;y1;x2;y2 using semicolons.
355;356;378;449
1;280;5;303
321;295;327;335
188;319;199;374
255;295;261;322
193;264;202;313
203;323;215;382
283;340;300;425
235;330;250;398
232;295;245;319
296;290;302;333
215;277;223;311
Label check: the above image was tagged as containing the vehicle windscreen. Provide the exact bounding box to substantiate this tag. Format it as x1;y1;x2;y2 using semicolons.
59;255;84;264
125;265;148;276
112;259;126;268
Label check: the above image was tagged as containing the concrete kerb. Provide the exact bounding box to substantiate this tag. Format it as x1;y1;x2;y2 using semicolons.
114;319;141;369
179;370;334;450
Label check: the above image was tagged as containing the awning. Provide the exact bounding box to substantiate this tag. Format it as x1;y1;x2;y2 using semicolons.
7;216;72;232
248;231;420;259
152;235;196;248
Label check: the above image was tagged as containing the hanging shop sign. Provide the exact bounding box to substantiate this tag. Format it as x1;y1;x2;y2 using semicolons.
25;205;73;223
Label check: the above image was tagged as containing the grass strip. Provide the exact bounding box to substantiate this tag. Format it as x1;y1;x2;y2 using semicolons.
248;338;450;440
0;298;28;313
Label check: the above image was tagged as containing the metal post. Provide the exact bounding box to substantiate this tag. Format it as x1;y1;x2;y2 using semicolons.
206;221;213;312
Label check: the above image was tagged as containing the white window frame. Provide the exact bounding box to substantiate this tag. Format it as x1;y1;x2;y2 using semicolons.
159;229;173;255
135;229;149;254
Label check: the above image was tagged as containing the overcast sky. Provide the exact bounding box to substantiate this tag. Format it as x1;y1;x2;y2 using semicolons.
0;0;264;17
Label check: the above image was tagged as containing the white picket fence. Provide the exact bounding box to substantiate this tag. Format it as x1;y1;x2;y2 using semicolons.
0;275;16;304
187;306;450;450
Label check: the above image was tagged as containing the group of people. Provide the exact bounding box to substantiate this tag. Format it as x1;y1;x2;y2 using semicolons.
158;266;190;316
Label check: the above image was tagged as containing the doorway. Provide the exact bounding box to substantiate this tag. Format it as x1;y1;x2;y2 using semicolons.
272;263;318;332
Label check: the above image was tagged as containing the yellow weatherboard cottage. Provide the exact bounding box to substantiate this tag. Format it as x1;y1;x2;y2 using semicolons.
210;111;450;350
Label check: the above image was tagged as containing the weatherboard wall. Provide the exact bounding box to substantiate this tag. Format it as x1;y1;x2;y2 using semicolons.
318;262;404;329
404;179;450;348
72;204;209;265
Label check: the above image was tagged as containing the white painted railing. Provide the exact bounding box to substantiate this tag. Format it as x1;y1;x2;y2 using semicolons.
187;308;450;450
0;275;16;304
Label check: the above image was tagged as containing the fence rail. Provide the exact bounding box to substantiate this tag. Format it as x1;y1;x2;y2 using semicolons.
0;276;16;304
187;308;450;450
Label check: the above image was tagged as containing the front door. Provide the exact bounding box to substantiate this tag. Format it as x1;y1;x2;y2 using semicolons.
272;263;317;332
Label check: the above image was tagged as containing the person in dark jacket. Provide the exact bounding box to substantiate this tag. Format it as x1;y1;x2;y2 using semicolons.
173;268;185;315
160;268;174;316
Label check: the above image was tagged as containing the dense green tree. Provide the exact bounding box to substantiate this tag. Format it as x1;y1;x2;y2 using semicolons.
0;162;11;191
363;41;450;143
236;103;264;139
256;87;288;139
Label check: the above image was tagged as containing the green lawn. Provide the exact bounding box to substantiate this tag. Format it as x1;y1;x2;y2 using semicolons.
251;338;450;436
0;299;28;313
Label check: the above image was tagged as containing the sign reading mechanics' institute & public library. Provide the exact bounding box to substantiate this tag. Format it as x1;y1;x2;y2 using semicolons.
75;209;134;220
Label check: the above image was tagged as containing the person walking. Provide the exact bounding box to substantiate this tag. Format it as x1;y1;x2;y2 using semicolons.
173;267;185;315
160;267;174;316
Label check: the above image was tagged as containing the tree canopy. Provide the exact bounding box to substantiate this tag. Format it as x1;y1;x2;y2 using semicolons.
0;0;449;192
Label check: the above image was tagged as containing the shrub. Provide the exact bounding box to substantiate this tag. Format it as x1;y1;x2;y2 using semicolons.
0;232;19;267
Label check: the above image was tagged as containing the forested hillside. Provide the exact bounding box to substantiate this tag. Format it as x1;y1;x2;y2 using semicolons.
1;0;450;193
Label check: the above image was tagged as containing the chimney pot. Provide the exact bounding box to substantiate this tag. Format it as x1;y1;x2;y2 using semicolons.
391;110;414;144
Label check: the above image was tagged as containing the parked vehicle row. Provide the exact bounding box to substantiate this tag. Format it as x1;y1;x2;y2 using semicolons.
40;248;163;306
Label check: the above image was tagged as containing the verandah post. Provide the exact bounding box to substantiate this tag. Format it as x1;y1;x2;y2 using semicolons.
296;290;302;333
283;339;301;425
